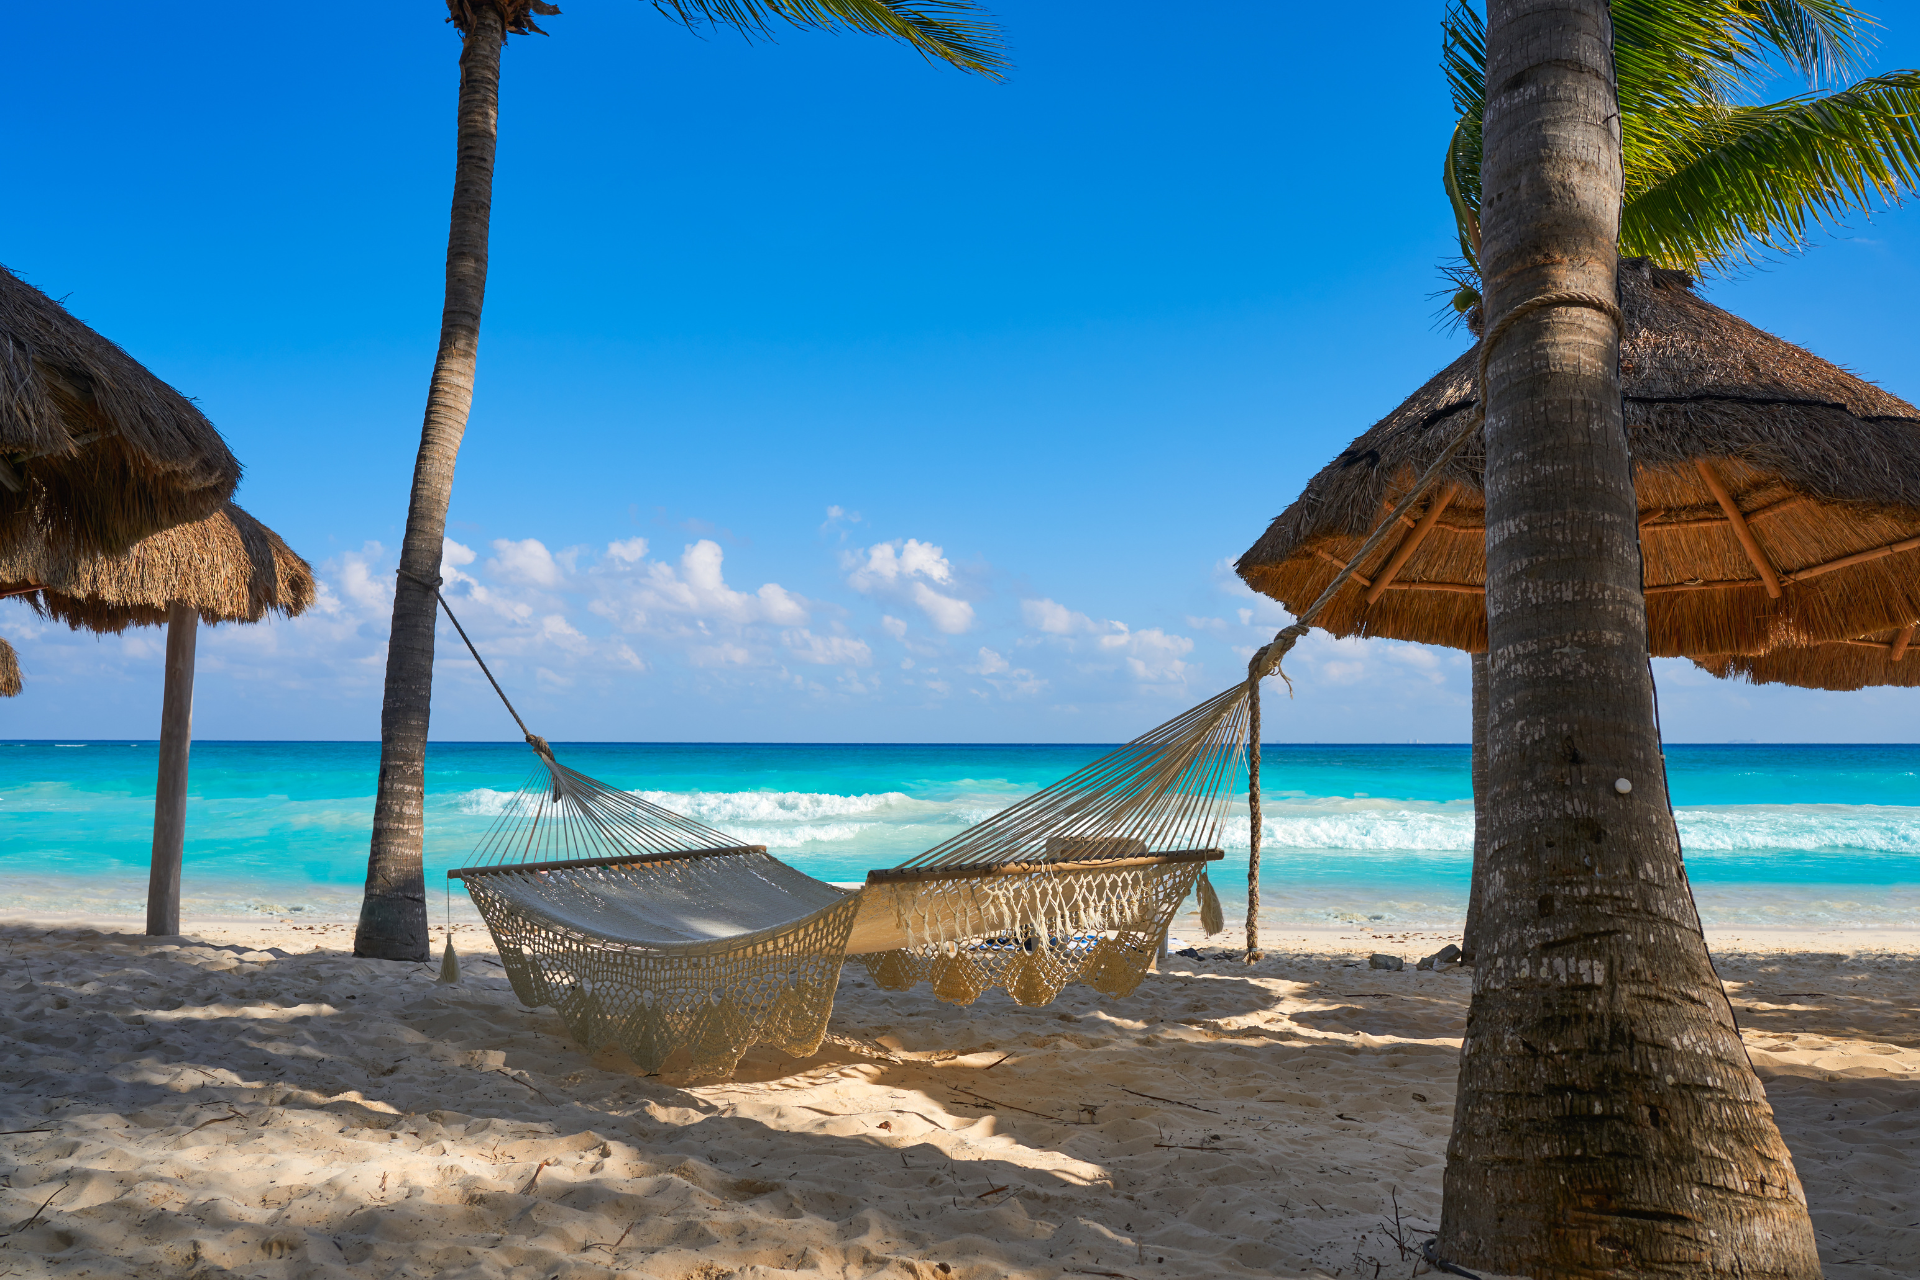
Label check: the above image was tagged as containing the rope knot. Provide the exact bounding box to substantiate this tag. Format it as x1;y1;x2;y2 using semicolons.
397;567;445;591
1247;623;1310;683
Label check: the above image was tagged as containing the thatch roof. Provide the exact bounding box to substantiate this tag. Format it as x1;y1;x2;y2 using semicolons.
1;265;241;558
1237;259;1920;656
1694;624;1920;691
0;636;18;697
0;502;314;635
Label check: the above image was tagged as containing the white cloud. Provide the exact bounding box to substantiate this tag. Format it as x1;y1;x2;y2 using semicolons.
971;647;1010;675
846;538;954;591
1022;597;1085;635
1020;597;1194;687
338;544;391;610
880;615;908;640
489;538;565;589
607;537;649;563
1099;626;1194;683
910;582;974;634
783;629;873;666
847;539;973;633
600;539;808;629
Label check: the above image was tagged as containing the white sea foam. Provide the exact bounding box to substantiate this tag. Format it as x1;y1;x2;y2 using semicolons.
633;789;917;824
454;787;555;818
451;786;1920;860
1211;796;1920;856
715;823;883;849
1673;805;1920;854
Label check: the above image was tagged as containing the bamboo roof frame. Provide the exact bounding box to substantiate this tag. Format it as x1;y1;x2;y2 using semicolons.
1237;260;1920;657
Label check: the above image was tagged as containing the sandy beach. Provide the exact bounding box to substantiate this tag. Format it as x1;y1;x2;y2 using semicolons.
0;914;1912;1280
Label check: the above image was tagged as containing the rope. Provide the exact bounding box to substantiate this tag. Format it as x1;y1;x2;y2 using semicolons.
1235;289;1628;953
420;575;556;764
1245;679;1262;960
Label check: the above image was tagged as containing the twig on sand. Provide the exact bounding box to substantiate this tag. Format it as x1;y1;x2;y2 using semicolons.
1;1180;71;1236
519;1161;551;1195
1066;1270;1134;1278
186;1110;245;1135
975;1184;1012;1199
496;1069;556;1105
1118;1087;1219;1115
0;1129;54;1136
982;1054;1012;1071
1383;1188;1411;1261
583;1220;637;1254
947;1086;1087;1124
1153;1143;1247;1152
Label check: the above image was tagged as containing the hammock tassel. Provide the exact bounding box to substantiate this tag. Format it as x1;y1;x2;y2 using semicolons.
1197;870;1225;938
437;933;462;985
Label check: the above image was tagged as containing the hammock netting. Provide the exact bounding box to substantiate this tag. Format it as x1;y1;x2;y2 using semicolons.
452;683;1252;1079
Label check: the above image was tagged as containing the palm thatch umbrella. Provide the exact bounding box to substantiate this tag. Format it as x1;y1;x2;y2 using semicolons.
1;503;313;934
1694;623;1920;691
1;265;241;559
1238;259;1920;656
0;636;18;697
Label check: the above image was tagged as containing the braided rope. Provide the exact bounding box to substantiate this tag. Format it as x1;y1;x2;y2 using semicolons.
1234;289;1626;957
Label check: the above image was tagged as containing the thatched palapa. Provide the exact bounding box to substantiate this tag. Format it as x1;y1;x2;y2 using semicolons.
1;502;313;634
1;265;241;558
0;501;311;932
1237;259;1920;656
1694;623;1920;692
0;636;18;697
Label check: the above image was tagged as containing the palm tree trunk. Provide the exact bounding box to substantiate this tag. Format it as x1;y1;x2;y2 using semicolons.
1459;650;1488;962
355;6;505;962
1437;2;1820;1276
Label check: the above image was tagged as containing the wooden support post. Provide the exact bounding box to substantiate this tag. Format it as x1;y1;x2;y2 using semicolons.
1893;624;1916;663
1365;483;1459;604
148;603;197;937
1694;459;1782;598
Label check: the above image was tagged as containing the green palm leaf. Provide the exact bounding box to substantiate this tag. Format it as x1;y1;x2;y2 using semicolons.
1624;71;1920;269
1440;0;1912;279
648;0;1008;77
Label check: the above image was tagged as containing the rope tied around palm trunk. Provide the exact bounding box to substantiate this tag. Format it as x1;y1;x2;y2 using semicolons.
1235;289;1626;958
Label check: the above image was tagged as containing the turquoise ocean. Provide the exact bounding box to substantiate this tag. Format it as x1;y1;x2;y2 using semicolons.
4;740;1919;931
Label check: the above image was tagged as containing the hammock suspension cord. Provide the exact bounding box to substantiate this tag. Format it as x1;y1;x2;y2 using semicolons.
402;566;561;769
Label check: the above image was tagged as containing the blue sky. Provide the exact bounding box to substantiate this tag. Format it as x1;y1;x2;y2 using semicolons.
4;0;1919;743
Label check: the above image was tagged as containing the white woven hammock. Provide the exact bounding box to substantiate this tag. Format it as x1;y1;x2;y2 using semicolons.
447;680;1258;1079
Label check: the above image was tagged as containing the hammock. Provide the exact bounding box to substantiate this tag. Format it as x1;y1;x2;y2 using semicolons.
449;679;1247;1079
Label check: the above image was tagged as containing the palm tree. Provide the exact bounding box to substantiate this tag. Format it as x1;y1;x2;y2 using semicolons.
355;0;1006;963
1449;0;1920;963
1430;1;1902;1273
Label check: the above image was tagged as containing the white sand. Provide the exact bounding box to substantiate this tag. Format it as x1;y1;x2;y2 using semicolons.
0;917;1912;1280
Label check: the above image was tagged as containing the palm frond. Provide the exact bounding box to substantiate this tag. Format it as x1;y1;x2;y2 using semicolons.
648;0;1008;77
1438;0;1899;278
1740;0;1876;84
1623;69;1920;270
